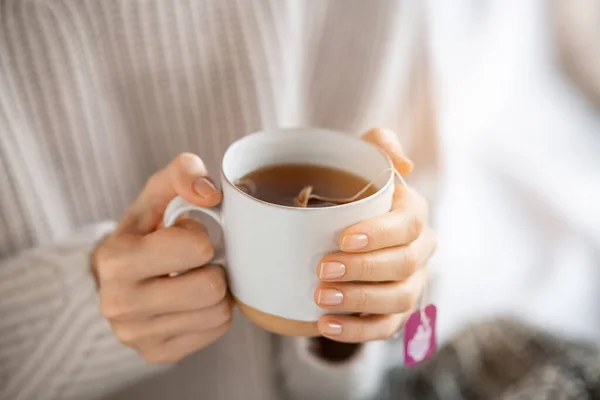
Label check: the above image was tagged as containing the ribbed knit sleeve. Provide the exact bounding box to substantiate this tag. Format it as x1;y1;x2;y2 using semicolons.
0;222;163;400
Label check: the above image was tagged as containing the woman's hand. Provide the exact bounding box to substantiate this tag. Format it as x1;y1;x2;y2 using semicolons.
92;154;232;364
315;128;437;342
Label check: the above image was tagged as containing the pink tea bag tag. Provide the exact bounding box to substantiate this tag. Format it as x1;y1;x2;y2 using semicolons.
404;304;437;367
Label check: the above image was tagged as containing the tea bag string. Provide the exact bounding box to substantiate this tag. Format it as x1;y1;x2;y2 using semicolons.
392;169;430;326
313;167;430;326
304;167;408;205
418;274;430;328
392;169;430;327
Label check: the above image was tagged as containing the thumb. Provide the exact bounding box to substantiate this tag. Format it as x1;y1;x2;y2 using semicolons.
119;153;222;235
362;127;414;176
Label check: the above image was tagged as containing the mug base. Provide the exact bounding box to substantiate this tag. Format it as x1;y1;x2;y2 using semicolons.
236;298;320;337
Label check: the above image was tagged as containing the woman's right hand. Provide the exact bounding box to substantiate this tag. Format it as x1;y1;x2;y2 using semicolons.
92;153;232;365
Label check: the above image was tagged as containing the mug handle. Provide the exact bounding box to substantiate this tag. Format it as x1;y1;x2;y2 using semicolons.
163;196;226;265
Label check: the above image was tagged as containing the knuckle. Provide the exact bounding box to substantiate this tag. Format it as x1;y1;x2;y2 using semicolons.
402;247;419;276
94;236;138;282
359;255;376;280
172;153;206;178
353;320;366;341
407;213;424;239
374;220;395;244
114;326;141;345
96;261;122;283
174;152;201;169
150;228;214;265
213;300;233;326
357;289;371;312
163;227;214;265
203;268;228;304
193;235;214;263
94;248;124;282
100;291;132;320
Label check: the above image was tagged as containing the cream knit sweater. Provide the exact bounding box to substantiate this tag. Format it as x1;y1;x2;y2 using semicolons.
6;2;597;400
0;1;430;399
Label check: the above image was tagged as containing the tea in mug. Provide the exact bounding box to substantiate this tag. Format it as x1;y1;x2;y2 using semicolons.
235;164;377;207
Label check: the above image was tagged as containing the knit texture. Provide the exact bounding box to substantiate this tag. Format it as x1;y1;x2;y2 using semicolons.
0;1;428;399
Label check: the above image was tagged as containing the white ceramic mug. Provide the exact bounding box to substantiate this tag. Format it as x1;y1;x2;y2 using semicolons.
163;128;395;336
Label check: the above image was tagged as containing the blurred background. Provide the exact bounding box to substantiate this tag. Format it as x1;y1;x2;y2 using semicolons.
1;0;600;399
427;0;600;345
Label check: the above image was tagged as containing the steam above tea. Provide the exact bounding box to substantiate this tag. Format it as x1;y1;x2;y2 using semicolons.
235;164;378;208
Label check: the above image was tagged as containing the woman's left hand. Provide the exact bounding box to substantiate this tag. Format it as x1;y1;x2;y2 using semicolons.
315;127;437;342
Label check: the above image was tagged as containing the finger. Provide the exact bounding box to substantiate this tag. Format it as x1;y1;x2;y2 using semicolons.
149;296;234;337
112;296;233;346
102;266;227;320
139;265;228;315
314;267;427;314
99;218;215;282
339;209;424;252
119;153;222;235
362;127;414;175
318;245;418;282
138;218;216;279
321;227;436;283
140;324;231;365
317;313;407;343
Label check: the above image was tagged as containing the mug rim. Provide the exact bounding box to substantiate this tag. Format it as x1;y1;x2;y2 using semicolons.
219;127;395;211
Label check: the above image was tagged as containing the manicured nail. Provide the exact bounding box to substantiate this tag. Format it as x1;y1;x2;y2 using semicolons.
323;322;343;336
317;288;344;306
194;177;218;198
341;234;368;251
319;262;346;280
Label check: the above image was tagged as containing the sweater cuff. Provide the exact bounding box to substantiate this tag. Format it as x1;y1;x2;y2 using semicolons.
0;222;160;400
278;336;391;400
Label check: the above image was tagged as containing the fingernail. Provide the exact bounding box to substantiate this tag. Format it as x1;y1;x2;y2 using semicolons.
317;288;344;306
194;177;218;198
323;322;343;336
341;234;368;251
397;159;414;175
319;262;346;280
